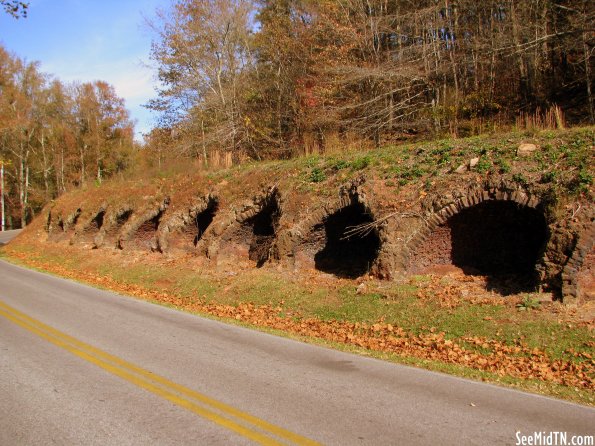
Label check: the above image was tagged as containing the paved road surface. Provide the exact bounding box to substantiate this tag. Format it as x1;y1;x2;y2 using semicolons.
0;234;593;445
0;229;21;246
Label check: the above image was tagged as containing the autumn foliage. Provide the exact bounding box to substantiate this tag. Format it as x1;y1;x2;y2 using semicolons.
0;46;135;228
146;0;594;163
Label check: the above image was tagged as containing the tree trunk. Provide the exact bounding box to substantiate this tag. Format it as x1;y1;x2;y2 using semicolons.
60;144;66;193
1;161;5;232
80;144;86;185
511;2;529;105
40;130;51;199
201;119;208;168
19;145;26;227
24;165;29;225
584;30;594;123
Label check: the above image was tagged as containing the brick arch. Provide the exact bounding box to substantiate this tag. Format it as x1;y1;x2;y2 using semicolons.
47;207;81;243
73;206;107;246
156;194;219;254
44;210;52;234
210;186;282;266
288;187;383;278
408;187;542;257
561;224;595;300
406;186;549;293
291;193;360;242
234;186;281;226
117;197;170;251
94;205;134;249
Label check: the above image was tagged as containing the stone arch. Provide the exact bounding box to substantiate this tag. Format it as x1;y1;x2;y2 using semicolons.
157;194;219;254
93;206;134;248
48;207;81;243
291;187;382;279
561;223;594;301
406;187;549;293
117;198;170;251
216;187;281;267
73;206;106;246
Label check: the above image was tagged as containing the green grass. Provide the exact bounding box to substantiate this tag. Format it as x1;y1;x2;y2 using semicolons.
8;241;592;365
2;241;594;406
13;243;595;353
286;126;594;197
2;126;593;405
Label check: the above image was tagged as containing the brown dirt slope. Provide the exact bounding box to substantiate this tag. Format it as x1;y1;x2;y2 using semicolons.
3;127;594;404
23;127;594;301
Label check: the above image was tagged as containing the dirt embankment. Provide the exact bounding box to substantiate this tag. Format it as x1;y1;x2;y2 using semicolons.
22;128;593;302
4;128;594;403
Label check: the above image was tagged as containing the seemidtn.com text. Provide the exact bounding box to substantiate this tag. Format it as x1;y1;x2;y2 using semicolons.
516;432;594;446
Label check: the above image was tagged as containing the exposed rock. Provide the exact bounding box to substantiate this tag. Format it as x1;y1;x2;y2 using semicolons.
469;157;480;168
517;143;538;156
454;164;467;174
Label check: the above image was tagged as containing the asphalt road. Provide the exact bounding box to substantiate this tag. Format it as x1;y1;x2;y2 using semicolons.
0;232;593;445
0;229;21;246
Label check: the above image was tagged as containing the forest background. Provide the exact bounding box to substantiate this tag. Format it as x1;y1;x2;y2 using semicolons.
1;0;593;228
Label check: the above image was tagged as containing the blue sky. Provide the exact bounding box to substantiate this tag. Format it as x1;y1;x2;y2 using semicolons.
0;0;171;139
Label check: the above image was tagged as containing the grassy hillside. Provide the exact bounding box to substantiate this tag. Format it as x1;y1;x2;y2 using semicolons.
3;127;594;404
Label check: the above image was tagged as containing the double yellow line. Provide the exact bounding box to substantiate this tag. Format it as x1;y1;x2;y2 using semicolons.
0;300;320;446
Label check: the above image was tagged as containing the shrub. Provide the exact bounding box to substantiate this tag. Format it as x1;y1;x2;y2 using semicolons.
350;155;371;171
309;167;326;183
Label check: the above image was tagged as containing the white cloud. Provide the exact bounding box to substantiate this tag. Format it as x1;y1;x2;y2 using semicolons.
45;56;155;98
110;69;154;101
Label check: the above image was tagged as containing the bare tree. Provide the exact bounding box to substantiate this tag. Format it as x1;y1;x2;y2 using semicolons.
147;0;256;161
